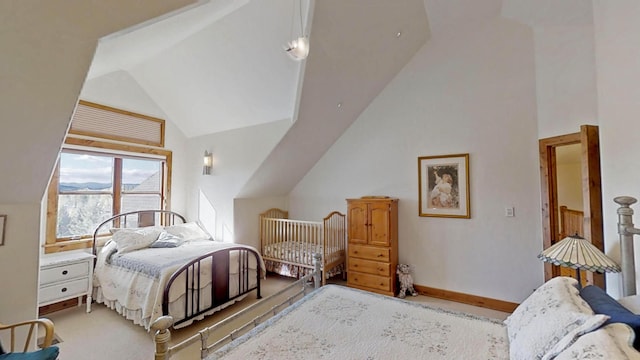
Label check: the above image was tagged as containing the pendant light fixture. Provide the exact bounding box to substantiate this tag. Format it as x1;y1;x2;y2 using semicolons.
284;0;309;61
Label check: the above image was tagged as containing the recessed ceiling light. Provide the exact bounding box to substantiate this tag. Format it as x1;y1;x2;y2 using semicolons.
337;102;342;109
396;31;402;38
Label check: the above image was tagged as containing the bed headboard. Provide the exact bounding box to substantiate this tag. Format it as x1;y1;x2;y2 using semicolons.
614;196;640;296
91;209;187;257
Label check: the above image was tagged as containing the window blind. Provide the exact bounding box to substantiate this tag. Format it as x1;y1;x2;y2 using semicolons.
69;100;165;147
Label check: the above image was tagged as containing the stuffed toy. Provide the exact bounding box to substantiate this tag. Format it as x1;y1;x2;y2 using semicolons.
397;263;418;298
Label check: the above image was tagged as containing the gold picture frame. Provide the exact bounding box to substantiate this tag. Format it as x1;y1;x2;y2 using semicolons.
418;153;470;218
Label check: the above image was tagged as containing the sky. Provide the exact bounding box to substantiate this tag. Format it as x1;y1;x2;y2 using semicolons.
59;153;160;184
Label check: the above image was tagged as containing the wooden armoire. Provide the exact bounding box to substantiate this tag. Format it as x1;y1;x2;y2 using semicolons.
346;197;398;296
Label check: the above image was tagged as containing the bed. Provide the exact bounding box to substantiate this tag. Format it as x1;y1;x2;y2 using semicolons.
259;209;346;285
91;210;264;330
151;197;640;359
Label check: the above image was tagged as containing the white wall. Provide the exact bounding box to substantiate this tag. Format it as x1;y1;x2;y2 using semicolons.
234;197;289;250
594;1;640;298
290;16;542;303
184;120;291;242
534;25;599;138
557;162;583;210
0;204;41;325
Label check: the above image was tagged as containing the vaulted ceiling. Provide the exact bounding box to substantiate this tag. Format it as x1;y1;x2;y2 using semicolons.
86;0;303;137
79;0;596;198
84;0;590;140
84;0;506;138
0;0;593;204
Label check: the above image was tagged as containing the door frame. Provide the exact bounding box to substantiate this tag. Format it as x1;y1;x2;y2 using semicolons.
539;125;604;288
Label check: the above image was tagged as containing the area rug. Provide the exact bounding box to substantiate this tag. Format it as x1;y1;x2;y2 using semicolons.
208;285;509;359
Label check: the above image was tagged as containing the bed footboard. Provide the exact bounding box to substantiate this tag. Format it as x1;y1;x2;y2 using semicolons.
152;254;321;360
162;246;262;328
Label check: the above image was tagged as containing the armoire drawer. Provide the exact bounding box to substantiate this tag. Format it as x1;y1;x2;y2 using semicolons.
348;272;391;292
348;258;391;276
348;244;390;262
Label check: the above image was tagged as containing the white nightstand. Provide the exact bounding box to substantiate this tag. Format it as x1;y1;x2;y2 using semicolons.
39;251;95;313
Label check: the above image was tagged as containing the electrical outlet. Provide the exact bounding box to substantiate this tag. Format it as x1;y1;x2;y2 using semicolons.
505;207;515;217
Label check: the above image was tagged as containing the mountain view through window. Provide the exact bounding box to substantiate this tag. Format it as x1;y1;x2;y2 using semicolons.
57;152;163;238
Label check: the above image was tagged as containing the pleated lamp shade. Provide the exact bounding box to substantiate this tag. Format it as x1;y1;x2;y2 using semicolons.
538;234;621;273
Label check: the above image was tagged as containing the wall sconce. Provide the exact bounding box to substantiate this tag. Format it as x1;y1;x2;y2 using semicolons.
203;150;213;175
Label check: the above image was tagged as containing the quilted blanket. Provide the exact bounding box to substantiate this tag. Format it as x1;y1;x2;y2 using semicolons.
208;285;508;359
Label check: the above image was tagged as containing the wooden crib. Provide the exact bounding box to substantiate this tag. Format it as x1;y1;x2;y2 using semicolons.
259;209;346;285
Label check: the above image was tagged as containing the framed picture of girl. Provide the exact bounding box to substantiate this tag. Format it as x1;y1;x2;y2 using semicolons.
418;153;470;218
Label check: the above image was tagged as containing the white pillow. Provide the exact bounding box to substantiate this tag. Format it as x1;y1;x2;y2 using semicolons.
554;323;640;360
165;222;211;241
111;226;163;254
504;276;609;360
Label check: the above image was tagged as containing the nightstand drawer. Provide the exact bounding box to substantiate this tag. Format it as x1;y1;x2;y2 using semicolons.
39;278;89;304
348;258;390;276
348;244;390;262
348;272;391;292
40;262;89;285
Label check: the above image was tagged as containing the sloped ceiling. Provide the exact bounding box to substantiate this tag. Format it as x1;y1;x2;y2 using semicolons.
0;0;196;204
240;0;431;197
81;0;594;141
86;0;303;137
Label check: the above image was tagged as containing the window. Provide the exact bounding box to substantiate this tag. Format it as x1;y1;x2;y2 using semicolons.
45;101;171;253
45;138;172;253
55;151;163;239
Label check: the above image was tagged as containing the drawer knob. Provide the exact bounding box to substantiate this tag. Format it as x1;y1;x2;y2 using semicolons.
61;287;67;293
62;270;68;275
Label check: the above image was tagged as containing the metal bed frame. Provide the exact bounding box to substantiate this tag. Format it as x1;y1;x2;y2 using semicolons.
152;253;322;360
92;210;262;328
615;196;640;296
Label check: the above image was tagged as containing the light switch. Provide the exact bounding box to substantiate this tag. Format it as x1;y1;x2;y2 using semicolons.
505;207;515;217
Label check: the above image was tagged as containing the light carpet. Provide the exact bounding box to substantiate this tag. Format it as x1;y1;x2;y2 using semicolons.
209;285;509;360
46;277;509;360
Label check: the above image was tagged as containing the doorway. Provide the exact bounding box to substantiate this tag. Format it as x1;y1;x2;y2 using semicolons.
539;125;604;288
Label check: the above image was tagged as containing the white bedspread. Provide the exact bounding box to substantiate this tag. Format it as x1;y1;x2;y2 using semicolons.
94;239;265;330
209;285;508;359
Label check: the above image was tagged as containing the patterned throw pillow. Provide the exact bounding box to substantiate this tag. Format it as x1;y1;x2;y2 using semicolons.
149;231;185;248
554;323;640;359
580;285;640;349
110;226;163;254
504;277;609;360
